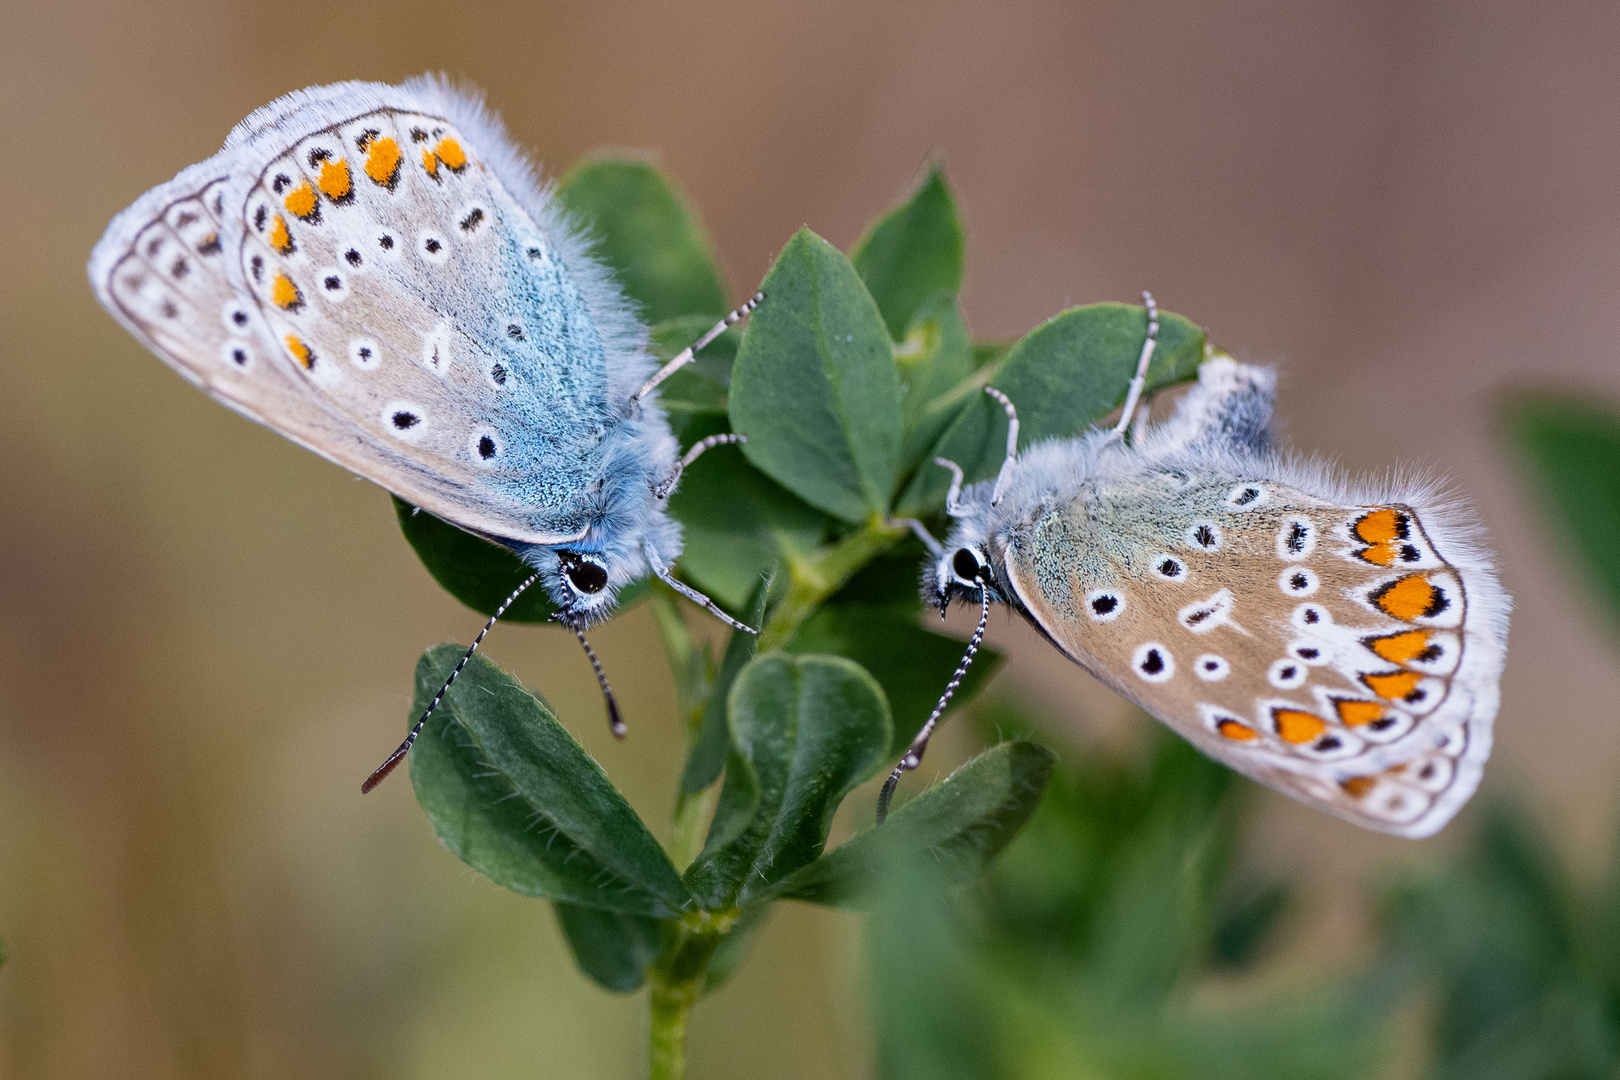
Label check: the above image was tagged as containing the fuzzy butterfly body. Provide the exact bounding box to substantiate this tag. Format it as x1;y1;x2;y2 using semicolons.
924;357;1507;838
89;77;686;620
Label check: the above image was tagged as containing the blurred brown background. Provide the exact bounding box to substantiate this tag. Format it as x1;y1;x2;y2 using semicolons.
4;1;1620;1077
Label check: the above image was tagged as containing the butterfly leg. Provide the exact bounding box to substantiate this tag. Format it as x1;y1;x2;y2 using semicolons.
361;571;543;793
627;291;765;411
653;432;748;499
936;456;970;517
985;387;1020;507
897;517;945;558
645;544;759;634
1110;291;1160;438
877;583;993;823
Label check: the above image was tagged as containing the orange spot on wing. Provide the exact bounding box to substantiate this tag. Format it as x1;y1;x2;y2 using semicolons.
284;180;318;220
365;137;401;185
1341;775;1377;799
434;137;467;170
1372;575;1442;621
1272;708;1326;744
284;334;314;368
422;148;439;176
270;272;302;310
1218;719;1258;741
1354;508;1408;545
1334;699;1387;726
317;158;352;200
1363;670;1423;700
267;215;293;254
1367;629;1433;665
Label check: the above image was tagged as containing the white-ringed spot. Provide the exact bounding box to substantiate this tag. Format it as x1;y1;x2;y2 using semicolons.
1279;566;1320;596
349;337;380;370
221;303;252;336
383;400;428;441
1291;602;1332;630
1177;589;1237;634
1226;483;1268;509
317;267;349;301
422;322;452;376
1132;642;1175;683
1276;515;1317;560
418;230;449;264
1268;658;1309;689
219;340;252;369
1151;554;1188;581
1085;589;1125;622
1194;654;1230;681
469;430;502;464
1289;641;1329;665
1187;520;1222;551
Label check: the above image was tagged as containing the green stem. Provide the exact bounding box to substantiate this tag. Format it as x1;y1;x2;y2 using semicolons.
648;974;697;1080
757;517;908;651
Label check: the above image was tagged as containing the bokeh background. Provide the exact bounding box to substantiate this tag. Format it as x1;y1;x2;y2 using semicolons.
4;1;1620;1077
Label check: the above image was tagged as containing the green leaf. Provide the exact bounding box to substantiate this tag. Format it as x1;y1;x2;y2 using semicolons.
680;583;771;795
896;294;979;474
684;653;891;907
393;496;557;623
552;902;666;993
775;741;1054;908
407;646;691;917
897;302;1206;515
730;228;904;522
786;603;1002;756
556;158;727;324
1501;394;1620;626
665;420;831;611
852;163;966;340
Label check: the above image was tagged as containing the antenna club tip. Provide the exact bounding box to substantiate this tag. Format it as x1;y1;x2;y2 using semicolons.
361;750;407;794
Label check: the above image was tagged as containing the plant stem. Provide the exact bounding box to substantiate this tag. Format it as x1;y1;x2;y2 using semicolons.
648;973;697;1080
758;517;908;651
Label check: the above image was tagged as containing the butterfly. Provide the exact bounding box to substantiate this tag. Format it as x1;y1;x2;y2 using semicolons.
889;297;1509;837
88;77;758;790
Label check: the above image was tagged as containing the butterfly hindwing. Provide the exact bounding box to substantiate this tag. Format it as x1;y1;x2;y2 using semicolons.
1003;470;1503;838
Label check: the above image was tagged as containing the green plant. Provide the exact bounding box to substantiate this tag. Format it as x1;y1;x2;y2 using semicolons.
388;159;1210;1076
867;705;1392;1080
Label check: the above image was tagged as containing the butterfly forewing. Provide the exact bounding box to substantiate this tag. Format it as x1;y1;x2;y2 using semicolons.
1003;472;1495;837
91;88;620;547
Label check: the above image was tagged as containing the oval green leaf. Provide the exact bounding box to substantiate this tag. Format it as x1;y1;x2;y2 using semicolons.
772;740;1055;909
729;228;904;522
552;902;667;993
557;157;728;324
852;164;966;340
786;603;1002;757
407;646;692;917
684;652;891;907
896;302;1206;515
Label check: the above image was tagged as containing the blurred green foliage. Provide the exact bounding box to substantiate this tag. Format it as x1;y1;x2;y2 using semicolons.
868;709;1392;1080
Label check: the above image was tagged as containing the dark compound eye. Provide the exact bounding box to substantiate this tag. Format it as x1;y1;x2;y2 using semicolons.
952;547;983;581
565;558;608;594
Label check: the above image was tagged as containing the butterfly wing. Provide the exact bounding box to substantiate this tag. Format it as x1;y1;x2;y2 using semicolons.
90;79;648;546
1002;471;1505;837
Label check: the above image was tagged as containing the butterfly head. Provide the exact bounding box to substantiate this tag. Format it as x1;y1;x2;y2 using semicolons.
927;538;1008;616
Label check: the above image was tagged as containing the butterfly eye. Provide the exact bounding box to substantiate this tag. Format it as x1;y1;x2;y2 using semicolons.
951;547;985;584
562;554;609;595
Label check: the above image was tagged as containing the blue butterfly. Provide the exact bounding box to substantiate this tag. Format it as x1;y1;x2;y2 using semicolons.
88;77;757;789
